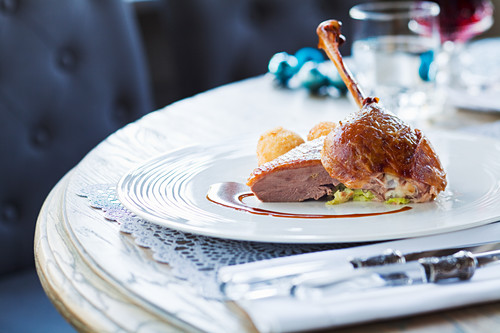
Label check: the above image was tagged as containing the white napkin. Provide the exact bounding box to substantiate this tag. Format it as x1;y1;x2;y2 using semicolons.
233;221;500;332
228;121;500;332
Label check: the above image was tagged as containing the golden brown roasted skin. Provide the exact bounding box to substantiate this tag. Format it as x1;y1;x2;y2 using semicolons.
321;101;447;201
247;138;338;202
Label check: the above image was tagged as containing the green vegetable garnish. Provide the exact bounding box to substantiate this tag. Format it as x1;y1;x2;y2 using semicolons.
326;188;354;205
326;187;410;205
326;188;376;205
385;197;410;205
352;189;375;202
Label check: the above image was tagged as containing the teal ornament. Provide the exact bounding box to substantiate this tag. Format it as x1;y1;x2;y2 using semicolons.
295;61;332;94
295;47;325;69
268;52;299;85
419;50;435;82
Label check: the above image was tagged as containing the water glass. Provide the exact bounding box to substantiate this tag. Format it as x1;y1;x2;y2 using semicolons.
349;1;442;122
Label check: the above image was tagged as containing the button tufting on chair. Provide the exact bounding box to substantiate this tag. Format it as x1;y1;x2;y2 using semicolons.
57;48;78;71
0;202;18;223
30;124;52;148
0;0;152;331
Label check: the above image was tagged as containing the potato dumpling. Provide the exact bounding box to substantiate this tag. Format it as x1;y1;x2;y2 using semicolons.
256;127;304;165
307;121;337;141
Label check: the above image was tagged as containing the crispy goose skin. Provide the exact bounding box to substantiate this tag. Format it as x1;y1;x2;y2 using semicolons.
317;19;447;202
247;19;447;203
321;102;447;202
247;138;338;202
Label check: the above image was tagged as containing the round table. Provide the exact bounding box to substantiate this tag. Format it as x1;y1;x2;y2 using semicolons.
35;76;500;332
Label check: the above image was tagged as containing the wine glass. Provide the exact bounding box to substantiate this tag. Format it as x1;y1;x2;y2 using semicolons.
436;0;494;44
431;0;494;92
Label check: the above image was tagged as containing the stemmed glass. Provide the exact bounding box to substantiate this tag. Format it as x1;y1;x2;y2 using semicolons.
431;0;494;91
435;0;494;44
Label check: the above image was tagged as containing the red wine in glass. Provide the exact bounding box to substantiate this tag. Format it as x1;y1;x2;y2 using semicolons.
434;0;494;42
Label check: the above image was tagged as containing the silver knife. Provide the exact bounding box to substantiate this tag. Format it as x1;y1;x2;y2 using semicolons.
219;241;500;300
292;249;500;300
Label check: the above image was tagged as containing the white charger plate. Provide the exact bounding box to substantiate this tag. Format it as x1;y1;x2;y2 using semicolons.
117;132;500;243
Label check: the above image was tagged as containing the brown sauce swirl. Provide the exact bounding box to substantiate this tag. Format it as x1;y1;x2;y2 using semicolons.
207;182;411;219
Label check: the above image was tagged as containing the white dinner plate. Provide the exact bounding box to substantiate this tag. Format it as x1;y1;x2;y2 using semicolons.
117;132;500;243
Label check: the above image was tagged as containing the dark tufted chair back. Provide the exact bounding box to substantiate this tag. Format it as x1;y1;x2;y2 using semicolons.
159;0;357;100
0;0;152;276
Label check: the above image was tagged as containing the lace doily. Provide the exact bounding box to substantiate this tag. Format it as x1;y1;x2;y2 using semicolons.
78;184;366;299
77;122;500;299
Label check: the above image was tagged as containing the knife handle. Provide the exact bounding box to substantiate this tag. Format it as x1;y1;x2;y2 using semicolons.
418;250;477;282
350;249;405;268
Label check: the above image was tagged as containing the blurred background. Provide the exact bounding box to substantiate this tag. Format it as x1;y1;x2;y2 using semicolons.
133;0;359;109
131;0;500;110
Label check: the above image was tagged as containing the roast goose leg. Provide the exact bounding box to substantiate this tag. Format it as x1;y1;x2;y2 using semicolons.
317;20;447;202
246;20;447;203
